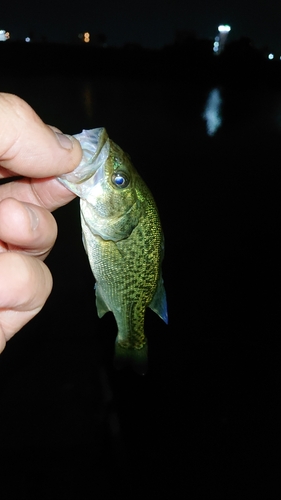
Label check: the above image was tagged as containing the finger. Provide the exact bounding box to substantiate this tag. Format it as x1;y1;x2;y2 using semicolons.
0;166;16;178
0;176;75;211
0;252;52;349
0;198;57;259
48;125;63;133
0;93;82;177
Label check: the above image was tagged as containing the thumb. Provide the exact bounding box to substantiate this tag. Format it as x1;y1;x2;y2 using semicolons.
0;93;82;177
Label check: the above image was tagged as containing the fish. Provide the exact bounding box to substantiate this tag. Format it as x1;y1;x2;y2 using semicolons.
58;128;167;375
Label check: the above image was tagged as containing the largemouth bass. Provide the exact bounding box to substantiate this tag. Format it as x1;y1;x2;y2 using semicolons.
58;128;167;375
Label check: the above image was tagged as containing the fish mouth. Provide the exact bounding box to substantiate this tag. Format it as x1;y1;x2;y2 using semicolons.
57;128;110;198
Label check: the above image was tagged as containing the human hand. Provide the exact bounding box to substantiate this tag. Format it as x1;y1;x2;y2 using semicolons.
0;93;82;352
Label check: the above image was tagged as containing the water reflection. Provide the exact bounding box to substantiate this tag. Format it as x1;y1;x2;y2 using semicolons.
202;88;222;136
81;80;95;122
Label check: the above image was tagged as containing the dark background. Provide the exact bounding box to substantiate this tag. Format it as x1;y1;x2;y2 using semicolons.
0;45;279;498
3;0;281;54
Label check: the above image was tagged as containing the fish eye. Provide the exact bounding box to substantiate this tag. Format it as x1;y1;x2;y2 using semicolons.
111;171;130;188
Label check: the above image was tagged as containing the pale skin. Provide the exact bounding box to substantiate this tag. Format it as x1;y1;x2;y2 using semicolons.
0;93;82;353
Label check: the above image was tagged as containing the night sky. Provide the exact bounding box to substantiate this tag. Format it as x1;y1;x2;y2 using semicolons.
2;0;281;52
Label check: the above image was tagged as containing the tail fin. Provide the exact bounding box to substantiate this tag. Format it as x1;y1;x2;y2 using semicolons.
114;342;148;376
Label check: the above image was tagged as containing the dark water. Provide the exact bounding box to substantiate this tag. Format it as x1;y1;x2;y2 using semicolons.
0;74;279;498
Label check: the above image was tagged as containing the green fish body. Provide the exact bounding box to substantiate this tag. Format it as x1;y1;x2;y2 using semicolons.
58;128;167;374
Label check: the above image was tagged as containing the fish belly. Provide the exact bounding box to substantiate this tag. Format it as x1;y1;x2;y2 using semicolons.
81;206;162;374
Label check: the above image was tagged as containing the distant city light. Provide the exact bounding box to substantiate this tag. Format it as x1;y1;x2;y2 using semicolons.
214;25;231;55
78;32;91;43
218;25;231;33
0;29;10;41
84;32;90;43
268;53;274;60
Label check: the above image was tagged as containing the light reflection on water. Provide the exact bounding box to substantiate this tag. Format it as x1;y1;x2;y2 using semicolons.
2;73;281;218
81;80;95;122
202;88;222;136
1;75;100;133
2;73;281;178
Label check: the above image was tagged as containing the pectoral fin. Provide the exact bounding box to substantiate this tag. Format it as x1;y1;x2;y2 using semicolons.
149;275;168;324
95;283;111;318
